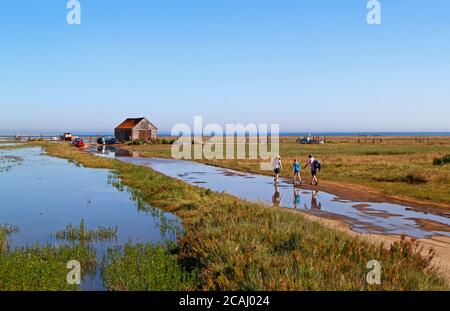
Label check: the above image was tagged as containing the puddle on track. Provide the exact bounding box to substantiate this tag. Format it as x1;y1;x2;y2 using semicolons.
0;147;181;290
91;146;450;239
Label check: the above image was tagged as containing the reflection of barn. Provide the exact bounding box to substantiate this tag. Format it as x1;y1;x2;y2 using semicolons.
114;118;158;142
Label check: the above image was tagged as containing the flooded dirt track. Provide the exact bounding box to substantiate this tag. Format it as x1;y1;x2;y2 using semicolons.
91;146;450;239
0;147;181;290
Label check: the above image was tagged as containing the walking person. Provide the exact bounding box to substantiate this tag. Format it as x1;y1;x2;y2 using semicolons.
272;156;283;183
304;154;320;185
292;159;302;185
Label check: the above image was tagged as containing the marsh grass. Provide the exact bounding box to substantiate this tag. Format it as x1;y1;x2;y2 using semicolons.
55;219;118;243
0;224;97;291
27;142;449;290
102;242;196;291
176;195;447;290
0;155;23;173
0;224;19;253
433;154;450;166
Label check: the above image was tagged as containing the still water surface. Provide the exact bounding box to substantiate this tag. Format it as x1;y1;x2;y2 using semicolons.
0;147;180;290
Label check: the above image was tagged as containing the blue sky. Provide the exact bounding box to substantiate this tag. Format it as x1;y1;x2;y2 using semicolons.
0;0;449;134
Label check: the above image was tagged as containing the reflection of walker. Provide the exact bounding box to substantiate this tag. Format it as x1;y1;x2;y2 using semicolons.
311;190;321;210
272;183;282;207
293;188;301;209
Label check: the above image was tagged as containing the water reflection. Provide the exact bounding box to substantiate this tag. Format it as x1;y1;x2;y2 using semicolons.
88;147;450;239
0;147;182;290
293;188;301;210
272;184;282;207
310;190;322;211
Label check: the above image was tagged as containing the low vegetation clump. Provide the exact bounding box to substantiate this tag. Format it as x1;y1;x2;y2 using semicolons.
0;224;19;253
433;154;450;166
0;225;97;291
102;242;196;291
125;138;176;146
155;138;176;145
127;139;146;146
55;219;118;243
0;155;23;173
401;171;429;184
29;141;449;291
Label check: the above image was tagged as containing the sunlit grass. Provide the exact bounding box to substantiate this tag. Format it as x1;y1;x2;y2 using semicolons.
102;242;197;291
0;224;96;291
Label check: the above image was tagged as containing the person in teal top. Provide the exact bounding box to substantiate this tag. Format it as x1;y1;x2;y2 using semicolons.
293;159;302;185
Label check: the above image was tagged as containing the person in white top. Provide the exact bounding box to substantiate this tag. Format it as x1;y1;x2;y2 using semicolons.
272;156;283;183
304;154;319;185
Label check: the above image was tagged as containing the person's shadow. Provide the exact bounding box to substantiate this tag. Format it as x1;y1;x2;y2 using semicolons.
272;183;282;207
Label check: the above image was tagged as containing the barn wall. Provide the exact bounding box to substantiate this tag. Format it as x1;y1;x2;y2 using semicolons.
150;130;157;140
131;129;152;141
115;129;132;142
131;130;140;141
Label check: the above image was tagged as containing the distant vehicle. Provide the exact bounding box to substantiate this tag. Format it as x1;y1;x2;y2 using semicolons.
106;137;120;145
61;133;73;141
51;137;58;141
298;134;325;145
97;137;120;145
73;138;85;148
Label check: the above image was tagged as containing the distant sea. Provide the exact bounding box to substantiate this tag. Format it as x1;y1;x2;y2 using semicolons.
1;132;450;138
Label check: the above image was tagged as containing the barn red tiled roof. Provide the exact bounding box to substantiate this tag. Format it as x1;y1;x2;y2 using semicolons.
115;118;145;129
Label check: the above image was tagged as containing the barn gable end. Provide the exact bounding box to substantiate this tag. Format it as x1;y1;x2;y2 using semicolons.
114;117;158;142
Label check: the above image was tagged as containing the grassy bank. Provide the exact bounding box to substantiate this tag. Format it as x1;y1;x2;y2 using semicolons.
0;224;96;291
20;141;448;290
102;242;196;291
120;136;450;206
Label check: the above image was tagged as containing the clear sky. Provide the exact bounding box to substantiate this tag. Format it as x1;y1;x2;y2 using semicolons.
0;0;449;134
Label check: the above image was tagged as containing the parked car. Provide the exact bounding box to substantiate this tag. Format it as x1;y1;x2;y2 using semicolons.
97;137;120;145
106;137;120;145
51;137;58;141
73;138;85;148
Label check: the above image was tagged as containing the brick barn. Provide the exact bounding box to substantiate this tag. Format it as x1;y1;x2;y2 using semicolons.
114;117;158;142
